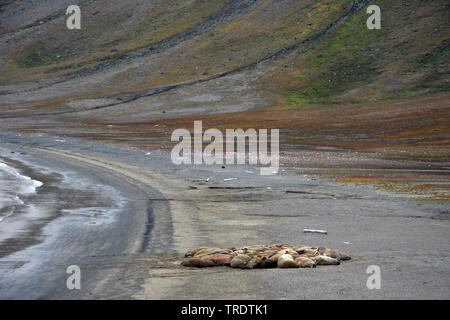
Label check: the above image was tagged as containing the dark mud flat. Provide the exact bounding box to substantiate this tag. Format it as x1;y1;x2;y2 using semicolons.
0;142;171;299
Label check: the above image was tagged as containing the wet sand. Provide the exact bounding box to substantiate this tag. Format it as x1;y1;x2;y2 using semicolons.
0;141;170;299
0;132;448;299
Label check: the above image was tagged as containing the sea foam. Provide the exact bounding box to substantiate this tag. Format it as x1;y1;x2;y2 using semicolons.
0;161;43;222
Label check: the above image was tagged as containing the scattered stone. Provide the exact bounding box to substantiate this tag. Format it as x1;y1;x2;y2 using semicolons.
181;244;350;269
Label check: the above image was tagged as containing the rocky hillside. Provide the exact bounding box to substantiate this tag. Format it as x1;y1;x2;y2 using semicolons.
0;0;448;161
0;1;448;110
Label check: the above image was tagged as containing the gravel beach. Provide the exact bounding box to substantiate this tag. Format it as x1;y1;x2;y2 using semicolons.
0;132;448;299
0;0;449;302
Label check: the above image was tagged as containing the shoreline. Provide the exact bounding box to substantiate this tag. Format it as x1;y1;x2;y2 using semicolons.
0;142;166;299
0;133;449;299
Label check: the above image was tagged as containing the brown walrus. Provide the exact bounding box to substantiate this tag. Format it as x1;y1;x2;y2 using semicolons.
277;254;299;268
266;250;288;264
336;250;351;261
194;248;223;258
311;255;340;265
181;244;350;269
246;255;265;269
230;254;251;268
260;256;278;268
203;254;234;266
317;248;351;261
295;256;316;268
185;247;209;257
181;258;217;268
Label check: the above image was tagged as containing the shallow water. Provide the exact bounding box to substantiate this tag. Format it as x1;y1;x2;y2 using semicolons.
0;161;42;222
0;150;127;260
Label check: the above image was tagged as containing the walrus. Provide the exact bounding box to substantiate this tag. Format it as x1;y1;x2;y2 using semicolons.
194;248;222;258
185;247;209;257
266;250;289;264
203;254;234;266
246;255;265;269
317;248;351;261
298;248;318;258
293;245;314;252
295;256;316;268
230;254;251;268
248;245;269;251
260;256;278;268
311;255;340;265
181;258;216;268
277;254;299;268
321;249;342;261
336;250;351;261
182;244;349;269
234;247;250;255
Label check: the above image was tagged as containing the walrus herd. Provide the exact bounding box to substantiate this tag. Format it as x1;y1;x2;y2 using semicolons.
181;244;351;269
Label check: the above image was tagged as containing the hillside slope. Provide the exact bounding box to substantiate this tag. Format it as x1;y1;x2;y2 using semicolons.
0;0;448;164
